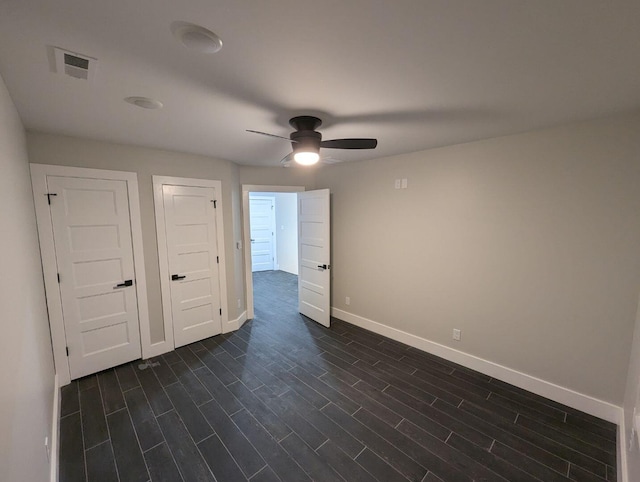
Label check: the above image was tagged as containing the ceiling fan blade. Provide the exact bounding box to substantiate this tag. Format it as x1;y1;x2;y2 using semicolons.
320;138;377;149
320;156;343;165
280;152;294;167
246;130;296;142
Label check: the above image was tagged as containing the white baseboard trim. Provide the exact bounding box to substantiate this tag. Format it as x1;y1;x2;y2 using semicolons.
332;308;621;424
50;374;60;482
237;311;249;330
224;311;247;333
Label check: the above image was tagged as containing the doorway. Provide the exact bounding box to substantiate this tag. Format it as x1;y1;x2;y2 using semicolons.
248;192;299;319
242;185;304;320
242;185;332;328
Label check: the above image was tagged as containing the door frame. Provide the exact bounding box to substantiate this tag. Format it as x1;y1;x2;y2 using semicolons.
153;176;229;343
242;185;305;320
30;164;151;386
249;195;277;272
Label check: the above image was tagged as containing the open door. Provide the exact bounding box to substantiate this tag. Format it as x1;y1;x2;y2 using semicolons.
298;189;331;327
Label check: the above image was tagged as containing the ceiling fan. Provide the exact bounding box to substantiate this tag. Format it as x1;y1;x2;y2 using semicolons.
247;115;377;166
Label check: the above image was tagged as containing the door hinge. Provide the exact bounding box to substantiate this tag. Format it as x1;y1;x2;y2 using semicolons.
216;256;219;264
65;346;69;356
219;308;222;316
57;273;60;283
46;193;58;204
211;200;217;208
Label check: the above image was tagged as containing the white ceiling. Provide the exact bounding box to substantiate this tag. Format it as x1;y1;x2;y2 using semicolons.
0;0;639;167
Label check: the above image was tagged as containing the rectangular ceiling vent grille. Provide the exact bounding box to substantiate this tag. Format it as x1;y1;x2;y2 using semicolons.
54;48;97;81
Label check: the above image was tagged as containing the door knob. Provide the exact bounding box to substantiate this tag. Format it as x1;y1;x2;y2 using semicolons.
171;274;186;281
317;264;330;270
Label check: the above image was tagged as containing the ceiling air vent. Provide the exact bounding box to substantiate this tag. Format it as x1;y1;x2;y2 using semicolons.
54;47;97;81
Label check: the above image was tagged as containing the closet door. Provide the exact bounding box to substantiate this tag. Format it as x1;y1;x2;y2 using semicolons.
47;175;141;379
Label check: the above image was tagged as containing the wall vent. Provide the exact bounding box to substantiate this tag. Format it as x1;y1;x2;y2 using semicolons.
54;47;97;81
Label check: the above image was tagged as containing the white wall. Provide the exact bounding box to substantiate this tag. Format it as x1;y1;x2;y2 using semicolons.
316;113;640;405
0;75;55;481
27;132;245;343
273;192;298;275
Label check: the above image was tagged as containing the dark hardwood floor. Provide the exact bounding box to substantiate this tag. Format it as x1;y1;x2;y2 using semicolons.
59;270;617;481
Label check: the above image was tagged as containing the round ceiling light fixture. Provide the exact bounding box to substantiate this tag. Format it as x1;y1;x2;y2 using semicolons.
124;96;164;109
171;21;223;54
294;151;320;166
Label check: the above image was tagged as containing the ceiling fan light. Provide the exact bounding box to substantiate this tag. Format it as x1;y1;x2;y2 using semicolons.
294;151;320;165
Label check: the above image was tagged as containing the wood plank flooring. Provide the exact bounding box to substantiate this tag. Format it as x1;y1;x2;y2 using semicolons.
59;270;617;481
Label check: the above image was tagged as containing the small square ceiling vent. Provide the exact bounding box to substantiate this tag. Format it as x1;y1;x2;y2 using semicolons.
54;47;97;81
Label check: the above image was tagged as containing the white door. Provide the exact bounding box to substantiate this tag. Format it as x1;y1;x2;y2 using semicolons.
47;176;142;379
298;189;331;327
250;197;276;272
162;185;222;347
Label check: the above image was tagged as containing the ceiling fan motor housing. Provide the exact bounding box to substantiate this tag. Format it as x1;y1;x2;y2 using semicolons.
289;115;322;131
290;129;321;153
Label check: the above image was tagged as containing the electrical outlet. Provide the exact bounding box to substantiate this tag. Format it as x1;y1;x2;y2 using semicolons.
345;296;351;305
394;179;401;189
453;329;461;341
237;298;241;309
401;178;408;189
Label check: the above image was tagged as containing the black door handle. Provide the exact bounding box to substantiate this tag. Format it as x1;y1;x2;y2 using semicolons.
171;274;186;281
317;264;329;270
114;279;133;289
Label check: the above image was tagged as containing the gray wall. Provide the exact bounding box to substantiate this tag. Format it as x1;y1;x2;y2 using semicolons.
0;75;55;480
27;132;245;343
239;165;317;189
315;113;640;404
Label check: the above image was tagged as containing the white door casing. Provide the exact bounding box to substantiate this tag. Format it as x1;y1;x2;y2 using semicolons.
250;197;276;272
153;176;229;347
298;189;331;327
31;164;151;387
47;176;142;379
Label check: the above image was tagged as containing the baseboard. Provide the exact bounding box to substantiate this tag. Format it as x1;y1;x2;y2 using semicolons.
50;374;60;482
224;311;247;333
237;311;249;329
332;307;621;424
